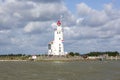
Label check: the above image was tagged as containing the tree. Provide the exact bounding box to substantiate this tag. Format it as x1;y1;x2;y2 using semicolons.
68;52;75;56
86;51;120;56
74;52;80;56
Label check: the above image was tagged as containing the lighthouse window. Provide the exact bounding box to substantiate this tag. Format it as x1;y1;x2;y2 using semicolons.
59;49;61;52
59;47;61;52
57;32;61;34
48;44;51;49
59;47;61;49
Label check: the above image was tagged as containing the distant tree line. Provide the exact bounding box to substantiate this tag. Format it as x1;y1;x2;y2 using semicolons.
0;54;30;60
85;51;119;56
0;54;26;57
0;51;119;57
67;51;120;57
67;52;80;56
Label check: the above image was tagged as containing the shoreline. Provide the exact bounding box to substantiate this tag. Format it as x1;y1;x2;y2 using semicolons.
0;56;120;62
0;59;119;62
0;60;27;61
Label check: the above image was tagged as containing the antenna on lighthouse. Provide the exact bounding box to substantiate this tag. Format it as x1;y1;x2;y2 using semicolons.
60;15;64;32
60;15;63;25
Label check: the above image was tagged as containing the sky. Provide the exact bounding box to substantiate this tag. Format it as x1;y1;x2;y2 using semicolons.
0;0;120;54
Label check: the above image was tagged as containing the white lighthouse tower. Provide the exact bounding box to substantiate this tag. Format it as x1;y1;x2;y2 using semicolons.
48;20;65;56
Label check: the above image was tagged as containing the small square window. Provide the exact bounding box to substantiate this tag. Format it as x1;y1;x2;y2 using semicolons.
59;50;61;52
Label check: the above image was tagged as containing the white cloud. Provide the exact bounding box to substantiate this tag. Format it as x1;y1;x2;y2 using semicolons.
64;2;120;53
24;22;34;33
0;1;120;54
76;18;84;25
77;2;92;16
77;3;110;27
0;0;75;54
51;22;57;29
24;21;52;34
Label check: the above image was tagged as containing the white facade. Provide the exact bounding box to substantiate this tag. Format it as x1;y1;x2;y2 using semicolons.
48;20;65;55
32;55;37;60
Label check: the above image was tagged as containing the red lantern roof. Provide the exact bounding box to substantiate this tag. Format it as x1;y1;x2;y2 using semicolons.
57;20;61;26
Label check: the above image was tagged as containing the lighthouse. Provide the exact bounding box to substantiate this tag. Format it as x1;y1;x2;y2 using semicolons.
48;20;65;56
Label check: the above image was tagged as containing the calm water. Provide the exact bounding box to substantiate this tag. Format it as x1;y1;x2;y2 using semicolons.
0;61;120;80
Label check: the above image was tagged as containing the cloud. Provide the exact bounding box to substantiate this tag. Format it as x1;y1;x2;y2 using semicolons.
0;1;120;54
63;2;120;53
77;3;110;27
104;3;120;20
26;0;62;3
0;0;75;54
24;21;51;34
77;3;92;16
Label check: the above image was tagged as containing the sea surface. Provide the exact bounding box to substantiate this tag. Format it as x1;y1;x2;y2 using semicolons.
0;60;120;80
